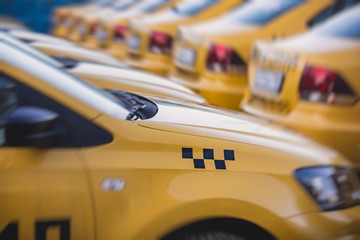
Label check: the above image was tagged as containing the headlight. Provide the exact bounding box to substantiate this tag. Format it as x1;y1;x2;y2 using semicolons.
295;166;360;211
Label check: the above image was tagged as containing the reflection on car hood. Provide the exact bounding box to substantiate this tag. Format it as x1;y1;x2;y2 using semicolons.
141;9;186;24
186;17;258;36
8;30;75;46
271;33;360;54
69;62;206;104
138;98;338;163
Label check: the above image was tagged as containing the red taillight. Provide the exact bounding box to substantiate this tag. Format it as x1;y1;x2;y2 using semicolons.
90;22;98;35
59;13;68;24
299;65;357;105
206;44;246;74
114;25;127;43
148;31;173;55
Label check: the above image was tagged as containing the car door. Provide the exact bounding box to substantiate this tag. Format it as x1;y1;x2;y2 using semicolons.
0;73;95;240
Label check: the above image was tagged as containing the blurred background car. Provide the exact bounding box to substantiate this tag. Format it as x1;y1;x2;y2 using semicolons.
241;4;360;169
169;0;359;110
123;0;242;76
68;0;140;44
53;0;116;38
0;16;29;31
1;32;206;104
83;0;178;59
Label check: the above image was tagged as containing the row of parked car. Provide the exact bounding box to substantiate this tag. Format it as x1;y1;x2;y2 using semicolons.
53;0;360;174
0;0;359;239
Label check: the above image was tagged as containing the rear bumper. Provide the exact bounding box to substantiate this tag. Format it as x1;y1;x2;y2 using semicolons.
169;72;247;110
52;25;69;38
124;57;169;77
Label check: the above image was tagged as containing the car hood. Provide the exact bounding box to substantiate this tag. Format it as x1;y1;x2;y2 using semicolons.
30;41;125;67
138;98;339;163
180;18;259;45
187;16;258;36
8;30;75;46
69;62;206;104
141;9;187;25
270;32;360;54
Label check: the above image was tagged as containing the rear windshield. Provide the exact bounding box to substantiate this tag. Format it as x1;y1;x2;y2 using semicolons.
113;0;138;10
310;4;360;38
307;0;360;27
226;0;304;24
172;0;217;16
138;0;168;12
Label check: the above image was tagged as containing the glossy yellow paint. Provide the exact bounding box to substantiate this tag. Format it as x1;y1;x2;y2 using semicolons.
241;9;360;169
123;0;242;76
1;40;360;240
169;0;336;110
82;0;179;57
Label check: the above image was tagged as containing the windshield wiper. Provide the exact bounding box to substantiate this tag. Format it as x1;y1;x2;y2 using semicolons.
106;89;158;121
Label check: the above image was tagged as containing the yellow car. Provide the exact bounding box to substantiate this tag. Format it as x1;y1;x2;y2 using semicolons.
83;0;177;59
2;32;205;104
68;0;139;43
51;2;88;37
52;0;116;38
0;16;29;31
241;4;360;169
2;35;360;240
124;0;242;76
170;0;359;110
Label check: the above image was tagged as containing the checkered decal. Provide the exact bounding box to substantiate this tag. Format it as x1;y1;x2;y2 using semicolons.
182;148;235;170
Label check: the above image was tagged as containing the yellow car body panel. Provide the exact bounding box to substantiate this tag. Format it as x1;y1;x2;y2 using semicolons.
123;0;242;76
241;5;360;168
169;0;340;110
1;39;360;240
83;0;178;58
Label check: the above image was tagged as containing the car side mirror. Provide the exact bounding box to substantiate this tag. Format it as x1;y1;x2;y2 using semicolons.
5;106;64;147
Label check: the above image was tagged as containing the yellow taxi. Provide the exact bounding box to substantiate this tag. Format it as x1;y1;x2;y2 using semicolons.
51;1;88;37
124;0;242;76
83;0;177;59
2;34;360;240
69;0;140;44
241;4;360;169
0;16;29;31
1;31;205;104
52;0;116;38
170;0;359;110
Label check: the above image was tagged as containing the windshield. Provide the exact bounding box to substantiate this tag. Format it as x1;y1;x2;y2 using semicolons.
137;0;168;12
0;32;62;68
310;4;360;39
226;0;304;24
172;0;217;16
113;0;138;10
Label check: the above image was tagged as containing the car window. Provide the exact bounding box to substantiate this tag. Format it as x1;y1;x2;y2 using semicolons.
0;76;19;145
226;0;304;24
172;0;217;16
113;0;138;10
310;4;360;39
308;0;360;27
137;0;168;12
